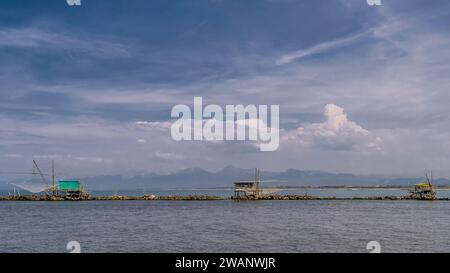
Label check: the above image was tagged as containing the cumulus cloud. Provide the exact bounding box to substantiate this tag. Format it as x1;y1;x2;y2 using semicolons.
295;104;382;151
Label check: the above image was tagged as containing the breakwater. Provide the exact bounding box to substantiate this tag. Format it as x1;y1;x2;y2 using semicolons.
231;194;449;201
0;194;224;201
0;193;449;201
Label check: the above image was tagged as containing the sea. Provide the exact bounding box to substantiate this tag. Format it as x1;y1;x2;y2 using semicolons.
1;188;450;253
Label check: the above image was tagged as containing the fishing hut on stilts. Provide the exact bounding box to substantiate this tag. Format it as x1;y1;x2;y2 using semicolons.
233;168;263;199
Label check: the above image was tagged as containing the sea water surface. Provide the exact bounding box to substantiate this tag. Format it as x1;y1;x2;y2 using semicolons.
1;194;450;253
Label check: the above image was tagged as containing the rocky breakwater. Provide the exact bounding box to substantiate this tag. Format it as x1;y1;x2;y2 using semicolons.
0;195;89;201
232;194;450;201
0;194;225;201
92;194;225;201
232;194;336;201
2;194;449;201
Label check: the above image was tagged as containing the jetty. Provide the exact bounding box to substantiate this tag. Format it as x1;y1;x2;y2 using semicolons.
1;163;447;202
231;194;450;201
1;193;450;201
0;194;225;201
231;169;444;201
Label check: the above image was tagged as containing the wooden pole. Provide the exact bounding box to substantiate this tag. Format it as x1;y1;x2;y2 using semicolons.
52;160;55;196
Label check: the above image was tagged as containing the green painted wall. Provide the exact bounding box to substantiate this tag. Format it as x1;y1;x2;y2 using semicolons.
59;180;80;191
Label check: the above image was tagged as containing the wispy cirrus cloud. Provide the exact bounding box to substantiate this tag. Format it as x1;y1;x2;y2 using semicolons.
0;27;130;57
276;30;371;65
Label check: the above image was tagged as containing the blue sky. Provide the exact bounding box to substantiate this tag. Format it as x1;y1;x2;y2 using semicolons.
1;0;450;178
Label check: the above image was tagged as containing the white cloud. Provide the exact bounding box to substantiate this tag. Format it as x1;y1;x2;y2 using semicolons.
276;30;371;65
154;151;185;161
295;104;382;151
67;154;113;164
86;90;185;105
0;27;129;57
299;104;368;136
135;120;172;130
4;153;22;158
33;154;62;160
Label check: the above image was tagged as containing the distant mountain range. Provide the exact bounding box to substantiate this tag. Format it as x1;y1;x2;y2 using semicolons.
65;166;450;190
2;166;449;191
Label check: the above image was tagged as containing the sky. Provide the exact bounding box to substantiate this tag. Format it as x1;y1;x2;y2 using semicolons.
1;0;450;178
